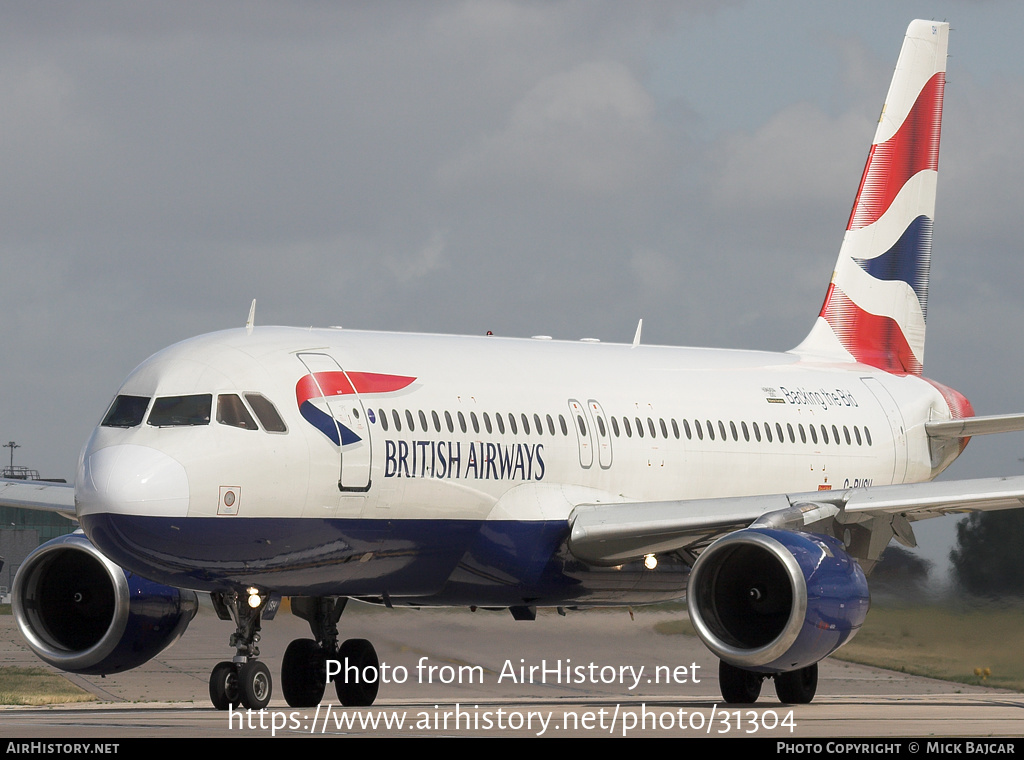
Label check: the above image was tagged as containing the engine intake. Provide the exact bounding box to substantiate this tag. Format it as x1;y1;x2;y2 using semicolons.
13;533;199;674
687;528;869;672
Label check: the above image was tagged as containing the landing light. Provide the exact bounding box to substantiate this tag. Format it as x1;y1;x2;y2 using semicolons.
246;587;262;609
644;554;658;570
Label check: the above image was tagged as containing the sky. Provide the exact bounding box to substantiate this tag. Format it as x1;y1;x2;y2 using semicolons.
2;0;1024;574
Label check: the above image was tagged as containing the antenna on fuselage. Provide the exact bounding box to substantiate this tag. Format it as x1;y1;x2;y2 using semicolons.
632;319;643;348
245;299;256;335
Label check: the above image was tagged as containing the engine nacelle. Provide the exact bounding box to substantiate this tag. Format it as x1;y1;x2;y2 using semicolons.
687;528;869;673
12;532;199;675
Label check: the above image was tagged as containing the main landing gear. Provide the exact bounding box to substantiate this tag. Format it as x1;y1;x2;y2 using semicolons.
209;589;274;710
281;597;381;708
718;660;818;705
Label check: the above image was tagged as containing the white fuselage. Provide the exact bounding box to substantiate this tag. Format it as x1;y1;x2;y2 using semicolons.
73;326;960;602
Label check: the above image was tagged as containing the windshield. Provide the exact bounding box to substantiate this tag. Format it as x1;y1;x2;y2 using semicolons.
101;395;151;428
147;394;212;427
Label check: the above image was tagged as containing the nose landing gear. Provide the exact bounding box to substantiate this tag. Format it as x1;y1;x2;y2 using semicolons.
208;590;274;710
206;592;382;710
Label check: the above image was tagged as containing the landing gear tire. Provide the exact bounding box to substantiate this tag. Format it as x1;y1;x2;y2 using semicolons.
210;661;241;711
335;638;379;707
282;638;327;708
718;660;762;704
774;663;818;704
240;660;273;709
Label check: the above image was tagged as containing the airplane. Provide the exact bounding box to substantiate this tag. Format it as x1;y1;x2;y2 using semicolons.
4;18;1024;711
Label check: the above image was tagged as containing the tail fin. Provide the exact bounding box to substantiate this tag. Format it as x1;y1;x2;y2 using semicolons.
794;20;948;375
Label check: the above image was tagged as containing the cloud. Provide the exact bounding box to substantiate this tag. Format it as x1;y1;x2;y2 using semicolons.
439;60;669;198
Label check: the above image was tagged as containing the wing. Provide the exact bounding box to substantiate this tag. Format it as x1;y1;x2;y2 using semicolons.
0;478;77;521
567;475;1024;566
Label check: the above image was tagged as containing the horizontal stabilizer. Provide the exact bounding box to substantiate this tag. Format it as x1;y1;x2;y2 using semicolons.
926;412;1024;439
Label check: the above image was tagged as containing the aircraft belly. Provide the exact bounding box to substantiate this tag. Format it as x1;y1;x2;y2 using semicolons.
79;513;692;604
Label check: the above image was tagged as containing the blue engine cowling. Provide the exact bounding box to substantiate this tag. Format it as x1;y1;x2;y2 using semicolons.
687;528;869;673
12;532;199;675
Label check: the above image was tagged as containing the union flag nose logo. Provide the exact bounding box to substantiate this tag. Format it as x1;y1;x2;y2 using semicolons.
295;371;415;444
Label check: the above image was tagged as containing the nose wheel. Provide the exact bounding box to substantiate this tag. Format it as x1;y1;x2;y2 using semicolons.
209;661;241;710
208;590;274;710
210;660;273;710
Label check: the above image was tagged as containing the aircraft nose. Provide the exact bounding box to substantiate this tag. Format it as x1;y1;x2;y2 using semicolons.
76;444;190;518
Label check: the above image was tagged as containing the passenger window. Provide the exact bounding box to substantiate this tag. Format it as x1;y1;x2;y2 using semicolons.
458;411;468;434
484;412;493;434
245;394;287;432
406;410;415;431
432;410;442;433
148;394;212;427
418;410;428;431
534;413;543;435
392;409;402;432
546;414;556;435
380;408;389;432
496;413;506;435
471;412;480;434
611;416;620;437
217;394;259;430
102;395;150;428
521;413;530;435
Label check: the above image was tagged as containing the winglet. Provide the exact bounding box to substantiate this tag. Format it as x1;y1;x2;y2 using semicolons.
632;319;643;348
245;299;256;335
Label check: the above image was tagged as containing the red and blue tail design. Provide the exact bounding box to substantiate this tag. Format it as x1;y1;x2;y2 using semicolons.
794;20;948;375
296;371;415;445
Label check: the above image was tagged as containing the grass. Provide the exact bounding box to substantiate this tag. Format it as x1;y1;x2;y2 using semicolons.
655;602;1024;692
0;667;94;705
833;604;1024;691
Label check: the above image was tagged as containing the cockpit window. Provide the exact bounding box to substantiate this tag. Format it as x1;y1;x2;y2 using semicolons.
245;393;288;433
102;395;151;428
147;394;212;427
217;394;258;430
